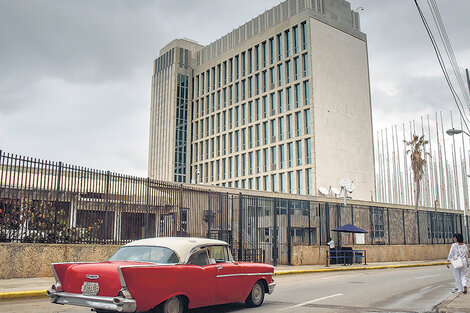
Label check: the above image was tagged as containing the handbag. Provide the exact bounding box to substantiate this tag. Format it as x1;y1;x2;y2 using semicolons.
451;256;464;269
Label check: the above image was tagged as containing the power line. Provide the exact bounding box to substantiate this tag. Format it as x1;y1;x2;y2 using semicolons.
427;0;470;111
413;0;470;132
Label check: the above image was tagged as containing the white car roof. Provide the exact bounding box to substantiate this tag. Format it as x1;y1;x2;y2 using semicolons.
123;237;229;262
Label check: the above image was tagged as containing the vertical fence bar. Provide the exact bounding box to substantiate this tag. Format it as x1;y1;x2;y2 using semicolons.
54;161;62;243
369;207;374;245
417;211;421;245
403;209;406;245
145;177;150;238
459;214;462;239
325;203;330;244
466;214;469;243
273;197;278;266
287;199;291;265
238;192;243;262
431;212;434;244
387;207;391;245
104;171;110;243
351;204;355;245
207;191;212;238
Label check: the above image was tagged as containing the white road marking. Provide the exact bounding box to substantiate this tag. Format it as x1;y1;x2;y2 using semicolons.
420;285;442;292
278;293;343;311
406;275;439;280
320;274;356;280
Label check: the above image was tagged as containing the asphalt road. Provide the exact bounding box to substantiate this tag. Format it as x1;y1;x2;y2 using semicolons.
0;266;455;313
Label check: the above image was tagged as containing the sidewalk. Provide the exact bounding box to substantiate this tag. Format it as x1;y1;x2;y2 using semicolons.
0;260;467;312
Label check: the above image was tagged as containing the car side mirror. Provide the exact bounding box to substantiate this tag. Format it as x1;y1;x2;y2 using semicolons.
209;258;216;264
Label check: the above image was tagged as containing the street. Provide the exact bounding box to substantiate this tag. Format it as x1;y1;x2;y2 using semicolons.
0;266;455;313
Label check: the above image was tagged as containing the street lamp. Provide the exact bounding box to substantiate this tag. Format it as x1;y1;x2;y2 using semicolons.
446;128;470;137
446;128;469;242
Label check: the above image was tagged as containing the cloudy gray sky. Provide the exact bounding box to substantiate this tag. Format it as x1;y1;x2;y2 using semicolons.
0;0;469;177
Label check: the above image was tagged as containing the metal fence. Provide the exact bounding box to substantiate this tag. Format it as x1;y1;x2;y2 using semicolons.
1;150;468;265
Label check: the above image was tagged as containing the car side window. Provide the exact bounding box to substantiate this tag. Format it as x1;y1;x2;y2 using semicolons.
187;248;210;266
207;245;231;263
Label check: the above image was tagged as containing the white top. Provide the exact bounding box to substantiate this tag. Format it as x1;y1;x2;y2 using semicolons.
327;240;335;249
124;237;228;261
447;242;469;263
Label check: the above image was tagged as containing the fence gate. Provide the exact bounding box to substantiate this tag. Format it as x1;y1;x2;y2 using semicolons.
159;213;175;237
231;194;266;263
206;192;231;244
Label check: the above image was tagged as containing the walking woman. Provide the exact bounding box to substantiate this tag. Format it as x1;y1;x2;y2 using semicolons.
447;233;469;294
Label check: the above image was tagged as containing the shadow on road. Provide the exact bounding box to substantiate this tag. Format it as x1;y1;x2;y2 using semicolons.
188;303;247;312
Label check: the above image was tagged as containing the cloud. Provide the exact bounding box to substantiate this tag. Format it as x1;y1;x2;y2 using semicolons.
348;0;470;129
0;0;469;177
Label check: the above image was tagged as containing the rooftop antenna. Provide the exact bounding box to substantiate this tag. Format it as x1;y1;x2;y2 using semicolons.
339;178;355;209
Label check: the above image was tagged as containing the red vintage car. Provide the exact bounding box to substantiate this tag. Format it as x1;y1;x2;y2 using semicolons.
48;237;275;313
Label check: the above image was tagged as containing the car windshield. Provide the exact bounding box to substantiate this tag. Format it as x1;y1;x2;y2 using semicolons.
108;246;179;264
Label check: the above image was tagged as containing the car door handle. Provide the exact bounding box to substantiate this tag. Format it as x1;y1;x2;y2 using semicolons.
216;265;223;270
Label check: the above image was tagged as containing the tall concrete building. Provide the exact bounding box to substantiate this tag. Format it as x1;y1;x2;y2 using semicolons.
148;0;375;200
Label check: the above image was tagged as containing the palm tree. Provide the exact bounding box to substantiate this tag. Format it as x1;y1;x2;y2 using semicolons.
404;135;430;211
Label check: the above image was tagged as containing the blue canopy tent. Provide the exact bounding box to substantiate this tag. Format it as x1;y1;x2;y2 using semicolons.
328;224;368;266
332;224;368;233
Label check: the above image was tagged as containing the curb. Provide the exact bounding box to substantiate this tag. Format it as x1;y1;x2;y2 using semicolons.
273;262;446;276
435;292;460;313
0;290;48;301
0;262;446;301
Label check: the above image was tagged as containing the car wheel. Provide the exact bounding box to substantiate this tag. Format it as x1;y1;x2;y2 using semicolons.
245;281;265;307
160;296;185;313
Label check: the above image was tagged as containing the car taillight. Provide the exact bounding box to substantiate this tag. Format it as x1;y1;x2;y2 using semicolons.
51;283;63;292
116;287;132;299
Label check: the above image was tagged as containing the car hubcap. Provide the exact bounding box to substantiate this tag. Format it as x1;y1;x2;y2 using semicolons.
252;284;262;304
165;297;180;313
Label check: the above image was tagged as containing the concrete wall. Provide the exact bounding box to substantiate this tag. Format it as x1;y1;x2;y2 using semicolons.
1;242;451;279
292;244;450;266
0;243;120;279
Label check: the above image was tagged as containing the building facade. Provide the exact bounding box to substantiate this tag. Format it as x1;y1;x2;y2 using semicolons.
148;0;375;201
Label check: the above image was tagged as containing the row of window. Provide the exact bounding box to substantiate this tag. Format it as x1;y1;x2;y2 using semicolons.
192;79;310;126
192;138;312;181
193;167;313;195
193;55;309;118
194;21;308;97
192;109;312;163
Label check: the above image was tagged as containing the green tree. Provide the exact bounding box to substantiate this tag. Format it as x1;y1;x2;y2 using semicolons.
404;135;430;211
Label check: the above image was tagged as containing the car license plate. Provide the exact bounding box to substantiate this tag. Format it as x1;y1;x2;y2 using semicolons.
81;281;99;296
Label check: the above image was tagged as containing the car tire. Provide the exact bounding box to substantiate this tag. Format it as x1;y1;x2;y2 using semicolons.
245;281;265;307
159;296;185;313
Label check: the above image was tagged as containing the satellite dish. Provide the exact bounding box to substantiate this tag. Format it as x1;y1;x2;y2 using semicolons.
346;182;355;193
340;178;351;188
331;187;341;196
318;187;329;196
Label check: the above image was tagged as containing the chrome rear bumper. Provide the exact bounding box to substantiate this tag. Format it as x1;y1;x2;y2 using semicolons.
48;289;136;312
268;282;276;295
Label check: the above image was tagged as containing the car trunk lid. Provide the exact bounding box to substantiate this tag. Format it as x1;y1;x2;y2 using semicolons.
61;261;151;297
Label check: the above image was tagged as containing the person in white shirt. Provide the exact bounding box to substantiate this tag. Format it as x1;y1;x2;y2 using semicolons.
327;238;335;250
446;233;469;294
